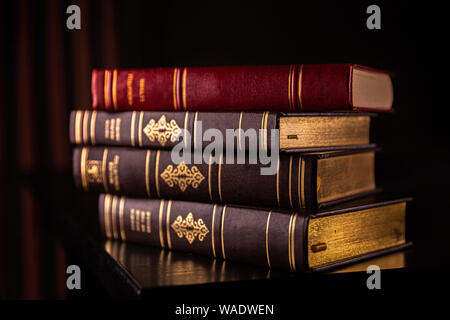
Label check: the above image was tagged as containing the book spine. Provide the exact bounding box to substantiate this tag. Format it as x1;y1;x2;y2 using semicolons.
99;194;308;271
69;110;278;150
73;147;315;209
91;64;353;112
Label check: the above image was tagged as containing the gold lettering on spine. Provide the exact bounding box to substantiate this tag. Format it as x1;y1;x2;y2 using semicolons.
112;69;118;109
146;211;151;233
74;110;82;144
220;206;227;260
111;196;119;239
155;150;161;198
145;150;151;198
80;147;89;191
102;148;109;193
265;211;272;267
139;78;146;103
104;194;112;238
127;73;134;106
211;204;217;258
138;111;144;147
166;200;173;249
288;155;293;208
130;111;136;147
158;200;165;248
130;209;135;231
298;64;303;110
276;156;280;207
182;68;187;110
105;119;110;139
115;118;121;142
287;214;294;270
184;111;189;149
119;197;126;240
218;153;223;203
291;213;298;271
82;111;89;144
238;112;243;151
90;111;97;145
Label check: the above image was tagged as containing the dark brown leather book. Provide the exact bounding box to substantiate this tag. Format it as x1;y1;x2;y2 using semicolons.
69;110;373;152
98;194;411;272
73;147;376;209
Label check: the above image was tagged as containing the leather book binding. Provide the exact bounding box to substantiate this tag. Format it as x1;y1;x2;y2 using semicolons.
98;194;411;272
73;147;377;209
92;64;394;112
69;110;373;152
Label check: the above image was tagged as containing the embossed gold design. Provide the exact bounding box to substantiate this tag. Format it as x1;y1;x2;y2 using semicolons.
160;161;205;192
171;212;209;244
86;160;103;183
143;115;182;147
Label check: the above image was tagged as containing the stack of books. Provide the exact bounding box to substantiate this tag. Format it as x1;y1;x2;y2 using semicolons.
70;64;411;272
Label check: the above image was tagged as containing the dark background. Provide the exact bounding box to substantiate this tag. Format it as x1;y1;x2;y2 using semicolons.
0;0;448;299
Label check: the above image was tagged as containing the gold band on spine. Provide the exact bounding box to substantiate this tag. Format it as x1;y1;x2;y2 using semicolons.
173;68;178;110
111;196;118;239
184;111;189;149
238;112;243;151
80;147;88;191
90;111;97;145
288;155;293;208
166;200;173;249
208;153;213;201
145;150;151;198
276;156;280;207
287;213;294;270
301;158;306;208
138;111;144;147
182;67;187;110
104;194;112;238
104;70;110;109
193;112;199;150
211;204;217;257
158;199;165;248
155;150;161;198
82;110;89;144
291;213;298;271
130;111;137;147
288;65;293;110
220;206;227;259
112;69;118;110
265;211;272;267
102;148;109;193
119;197;126;240
263;111;269;152
298;64;303;110
75;110;82;144
218;153;223;203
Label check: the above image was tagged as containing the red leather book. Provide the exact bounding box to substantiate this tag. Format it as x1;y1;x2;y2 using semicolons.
73;147;377;209
91;64;394;112
98;194;411;271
